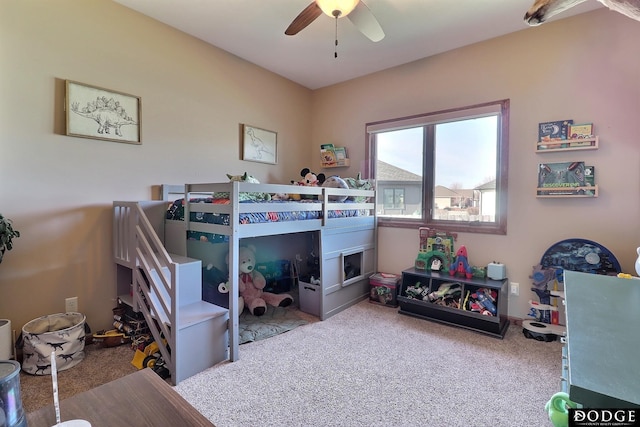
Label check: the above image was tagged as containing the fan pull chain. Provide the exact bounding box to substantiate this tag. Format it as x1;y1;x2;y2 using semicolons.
334;16;338;58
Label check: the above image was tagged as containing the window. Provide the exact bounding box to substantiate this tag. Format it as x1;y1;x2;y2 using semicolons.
366;100;509;235
383;188;405;210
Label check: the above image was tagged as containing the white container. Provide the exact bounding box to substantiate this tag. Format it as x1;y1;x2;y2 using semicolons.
0;319;12;360
298;281;320;317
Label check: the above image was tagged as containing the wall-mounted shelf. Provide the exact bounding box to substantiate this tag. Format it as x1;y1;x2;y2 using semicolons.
536;136;598;153
320;144;349;168
322;158;350;168
536;185;598;198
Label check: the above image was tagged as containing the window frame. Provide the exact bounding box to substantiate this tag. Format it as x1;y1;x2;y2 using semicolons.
365;99;509;235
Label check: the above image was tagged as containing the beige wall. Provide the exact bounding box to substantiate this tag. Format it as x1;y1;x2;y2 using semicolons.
1;1;639;332
0;0;312;331
312;9;640;318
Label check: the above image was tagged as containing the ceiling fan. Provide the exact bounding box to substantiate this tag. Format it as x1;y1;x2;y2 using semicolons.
285;0;385;43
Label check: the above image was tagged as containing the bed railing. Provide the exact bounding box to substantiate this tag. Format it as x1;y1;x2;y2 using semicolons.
179;182;376;236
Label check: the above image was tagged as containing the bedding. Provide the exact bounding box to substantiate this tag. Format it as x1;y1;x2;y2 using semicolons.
166;197;368;225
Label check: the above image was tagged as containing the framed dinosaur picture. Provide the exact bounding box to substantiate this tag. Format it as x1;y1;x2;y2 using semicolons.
65;80;141;144
241;124;277;164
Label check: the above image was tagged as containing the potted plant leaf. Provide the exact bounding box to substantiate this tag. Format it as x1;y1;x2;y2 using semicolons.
0;214;20;264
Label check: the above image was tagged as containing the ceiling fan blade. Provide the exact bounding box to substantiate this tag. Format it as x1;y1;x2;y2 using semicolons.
285;2;323;36
347;1;385;42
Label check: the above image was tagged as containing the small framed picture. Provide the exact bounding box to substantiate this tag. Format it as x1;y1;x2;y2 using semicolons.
65;80;141;144
242;124;277;164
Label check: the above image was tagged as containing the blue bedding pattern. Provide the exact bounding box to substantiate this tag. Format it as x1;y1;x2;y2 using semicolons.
166;197;367;245
166;197;364;225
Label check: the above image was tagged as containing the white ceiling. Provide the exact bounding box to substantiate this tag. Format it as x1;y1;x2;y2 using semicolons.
113;0;602;90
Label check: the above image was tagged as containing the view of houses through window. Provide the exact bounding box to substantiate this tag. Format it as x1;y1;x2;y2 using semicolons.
368;100;508;234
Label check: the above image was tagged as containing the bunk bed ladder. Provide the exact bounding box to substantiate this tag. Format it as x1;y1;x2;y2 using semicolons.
117;202;228;385
132;203;177;383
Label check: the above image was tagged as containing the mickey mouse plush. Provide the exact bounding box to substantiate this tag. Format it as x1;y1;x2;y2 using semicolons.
293;168;326;186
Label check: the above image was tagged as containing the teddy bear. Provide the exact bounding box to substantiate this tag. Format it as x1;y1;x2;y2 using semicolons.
234;245;293;316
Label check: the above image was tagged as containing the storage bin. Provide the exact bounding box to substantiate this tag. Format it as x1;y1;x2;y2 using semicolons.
298;281;321;317
0;360;26;427
0;319;12;360
369;273;400;307
21;312;86;375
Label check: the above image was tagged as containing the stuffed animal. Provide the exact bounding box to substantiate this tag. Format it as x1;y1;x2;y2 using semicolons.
227;172;260;183
321;175;349;202
293;168;325;187
292;168;325;200
343;172;374;202
234;245;293;316
217;172;271;202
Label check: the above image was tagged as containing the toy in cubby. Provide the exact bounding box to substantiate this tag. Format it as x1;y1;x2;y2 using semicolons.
427;282;462;308
404;281;429;300
404;281;462;308
461;287;497;316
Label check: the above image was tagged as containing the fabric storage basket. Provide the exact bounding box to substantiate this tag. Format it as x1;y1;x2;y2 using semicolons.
21;312;86;375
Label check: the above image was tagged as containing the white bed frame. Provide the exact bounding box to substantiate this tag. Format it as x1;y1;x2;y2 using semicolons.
113;181;376;384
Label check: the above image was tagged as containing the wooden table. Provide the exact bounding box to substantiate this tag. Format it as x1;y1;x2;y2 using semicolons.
26;368;215;427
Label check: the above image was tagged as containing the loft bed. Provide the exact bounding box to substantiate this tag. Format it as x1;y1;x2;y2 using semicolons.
163;182;375;239
113;181;376;384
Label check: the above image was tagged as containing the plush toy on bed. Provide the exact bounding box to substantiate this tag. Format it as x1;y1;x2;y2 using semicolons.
344;172;374;202
292;168;325;187
235;245;293;316
291;168;326;200
215;172;271;202
321;175;350;202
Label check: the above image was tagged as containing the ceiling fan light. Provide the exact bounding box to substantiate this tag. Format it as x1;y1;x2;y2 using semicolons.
316;0;359;18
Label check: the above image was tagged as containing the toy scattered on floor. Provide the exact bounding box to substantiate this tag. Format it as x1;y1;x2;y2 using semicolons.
131;338;171;380
449;245;473;279
235;245;293;316
92;329;130;348
545;392;577;427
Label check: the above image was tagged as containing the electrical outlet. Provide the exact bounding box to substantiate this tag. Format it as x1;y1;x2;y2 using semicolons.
510;282;519;296
65;297;78;313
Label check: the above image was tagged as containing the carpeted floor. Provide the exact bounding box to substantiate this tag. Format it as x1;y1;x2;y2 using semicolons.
18;300;562;426
175;299;562;427
18;304;316;414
